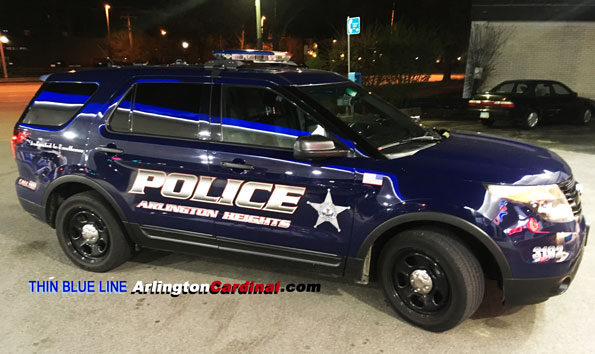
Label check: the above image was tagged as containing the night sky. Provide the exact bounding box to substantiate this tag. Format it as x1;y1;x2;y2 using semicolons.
0;0;470;41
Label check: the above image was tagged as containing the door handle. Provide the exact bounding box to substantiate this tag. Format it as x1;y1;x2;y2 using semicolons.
95;145;124;155
221;161;254;170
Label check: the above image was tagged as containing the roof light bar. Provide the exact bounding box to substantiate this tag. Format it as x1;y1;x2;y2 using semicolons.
213;50;293;63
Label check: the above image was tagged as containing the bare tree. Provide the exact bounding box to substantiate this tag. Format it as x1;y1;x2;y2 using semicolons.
463;22;511;97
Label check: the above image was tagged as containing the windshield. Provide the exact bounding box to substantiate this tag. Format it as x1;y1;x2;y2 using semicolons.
297;83;427;151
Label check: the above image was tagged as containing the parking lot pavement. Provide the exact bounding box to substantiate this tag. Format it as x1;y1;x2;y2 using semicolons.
0;83;594;352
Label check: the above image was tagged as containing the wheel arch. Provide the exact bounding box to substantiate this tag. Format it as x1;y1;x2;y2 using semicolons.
43;175;128;228
355;212;512;284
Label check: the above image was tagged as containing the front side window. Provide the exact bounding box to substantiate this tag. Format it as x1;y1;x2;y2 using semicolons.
551;83;572;95
21;82;98;127
535;83;552;97
297;83;426;152
221;86;323;149
108;83;209;139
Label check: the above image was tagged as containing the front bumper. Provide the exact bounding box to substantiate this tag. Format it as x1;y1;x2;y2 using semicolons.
503;222;589;306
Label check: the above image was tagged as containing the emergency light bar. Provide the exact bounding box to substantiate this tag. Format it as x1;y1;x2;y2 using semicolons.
212;50;293;63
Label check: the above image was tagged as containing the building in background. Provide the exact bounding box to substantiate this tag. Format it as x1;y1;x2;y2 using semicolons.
463;0;595;99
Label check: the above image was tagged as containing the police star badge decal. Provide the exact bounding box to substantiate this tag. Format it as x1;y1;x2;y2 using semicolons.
307;189;350;232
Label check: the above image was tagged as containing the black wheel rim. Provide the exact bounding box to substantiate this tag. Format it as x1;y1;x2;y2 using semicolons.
65;209;109;262
392;249;450;314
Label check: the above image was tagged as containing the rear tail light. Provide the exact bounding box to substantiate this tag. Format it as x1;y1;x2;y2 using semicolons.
468;99;515;108
11;129;30;158
494;100;515;108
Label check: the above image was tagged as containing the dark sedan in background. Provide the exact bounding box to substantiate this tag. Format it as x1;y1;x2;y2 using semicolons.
469;80;593;129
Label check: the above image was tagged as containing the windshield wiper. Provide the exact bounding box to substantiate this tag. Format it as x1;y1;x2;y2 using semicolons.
379;134;442;151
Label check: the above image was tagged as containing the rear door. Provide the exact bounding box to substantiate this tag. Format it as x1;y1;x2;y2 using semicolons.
88;79;218;247
206;81;357;261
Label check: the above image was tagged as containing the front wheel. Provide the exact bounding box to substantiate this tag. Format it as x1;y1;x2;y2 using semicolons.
55;191;133;272
378;228;484;332
579;108;592;125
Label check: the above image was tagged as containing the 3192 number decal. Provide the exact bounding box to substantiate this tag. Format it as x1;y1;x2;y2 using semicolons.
532;245;569;263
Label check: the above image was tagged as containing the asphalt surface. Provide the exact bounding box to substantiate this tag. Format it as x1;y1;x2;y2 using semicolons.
1;83;594;353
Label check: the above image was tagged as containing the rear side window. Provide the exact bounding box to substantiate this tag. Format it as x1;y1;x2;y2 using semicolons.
21;82;98;127
514;83;529;95
535;83;552;97
108;83;209;140
109;90;133;132
491;82;514;94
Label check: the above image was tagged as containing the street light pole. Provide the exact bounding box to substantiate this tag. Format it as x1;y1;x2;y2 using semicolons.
347;17;351;74
255;0;262;50
104;4;111;57
0;35;8;79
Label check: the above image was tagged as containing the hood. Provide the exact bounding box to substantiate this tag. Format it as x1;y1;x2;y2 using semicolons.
398;131;571;185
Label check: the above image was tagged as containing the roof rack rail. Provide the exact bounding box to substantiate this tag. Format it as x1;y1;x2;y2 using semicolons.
203;59;245;69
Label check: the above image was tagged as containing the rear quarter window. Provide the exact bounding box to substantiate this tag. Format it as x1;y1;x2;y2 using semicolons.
21;82;98;128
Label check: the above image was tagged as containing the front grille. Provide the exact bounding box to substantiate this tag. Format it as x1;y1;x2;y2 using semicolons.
558;177;582;217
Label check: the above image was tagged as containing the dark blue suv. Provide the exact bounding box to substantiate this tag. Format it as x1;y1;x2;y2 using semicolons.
13;51;588;331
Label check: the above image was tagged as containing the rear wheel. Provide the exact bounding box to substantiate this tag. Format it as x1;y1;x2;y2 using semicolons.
523;110;539;129
378;228;484;332
55;191;132;272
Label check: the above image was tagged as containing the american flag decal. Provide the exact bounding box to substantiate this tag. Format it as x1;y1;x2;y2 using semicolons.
362;173;383;186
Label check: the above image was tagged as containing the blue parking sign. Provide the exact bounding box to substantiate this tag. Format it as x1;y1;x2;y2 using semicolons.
347;17;360;35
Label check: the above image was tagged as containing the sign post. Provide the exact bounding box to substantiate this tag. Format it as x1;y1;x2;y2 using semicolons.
346;16;360;74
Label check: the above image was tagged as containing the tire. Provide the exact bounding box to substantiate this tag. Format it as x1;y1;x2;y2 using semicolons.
523;110;539;129
481;118;495;127
378;228;484;332
579;108;592;125
55;191;133;272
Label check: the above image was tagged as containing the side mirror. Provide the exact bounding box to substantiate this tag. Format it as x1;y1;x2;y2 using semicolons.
293;135;350;160
571;91;578;97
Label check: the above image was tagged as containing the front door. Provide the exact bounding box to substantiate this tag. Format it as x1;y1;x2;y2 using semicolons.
206;83;357;258
550;82;578;122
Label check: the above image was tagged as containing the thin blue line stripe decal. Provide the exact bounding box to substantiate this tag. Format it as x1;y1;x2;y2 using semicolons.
221;117;312;137
35;92;91;105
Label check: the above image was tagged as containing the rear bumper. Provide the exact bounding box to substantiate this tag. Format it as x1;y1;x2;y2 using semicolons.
468;108;517;121
503;223;589;306
18;197;45;222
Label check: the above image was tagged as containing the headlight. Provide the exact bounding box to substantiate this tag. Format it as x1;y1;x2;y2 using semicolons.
487;184;574;222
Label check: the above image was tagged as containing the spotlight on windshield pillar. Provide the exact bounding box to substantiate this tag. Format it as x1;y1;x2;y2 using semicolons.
160;29;167;36
0;35;8;44
181;41;189;49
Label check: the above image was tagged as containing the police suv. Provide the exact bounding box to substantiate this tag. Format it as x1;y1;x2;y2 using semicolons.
13;50;588;331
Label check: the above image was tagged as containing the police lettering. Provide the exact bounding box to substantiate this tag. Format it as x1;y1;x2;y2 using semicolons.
129;169;305;214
